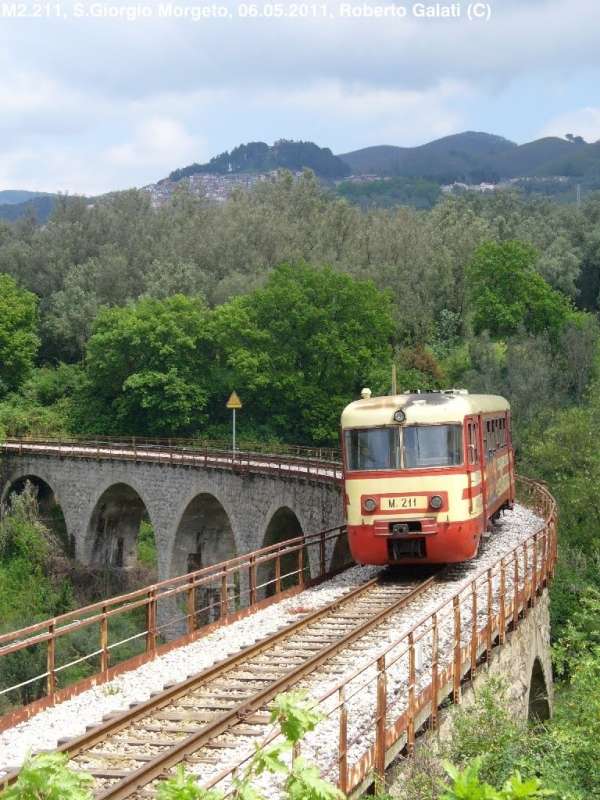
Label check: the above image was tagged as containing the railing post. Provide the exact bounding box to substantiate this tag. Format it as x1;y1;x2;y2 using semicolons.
220;569;228;619
453;596;461;704
499;559;506;644
100;605;109;674
523;541;530;610
146;590;157;654
470;582;478;676
512;553;519;630
407;632;416;754
541;528;548;586
250;555;257;605
375;655;387;784
531;532;538;606
430;613;439;729
46;622;57;699
275;551;282;595
187;576;197;634
486;568;493;660
338;686;348;793
298;546;305;589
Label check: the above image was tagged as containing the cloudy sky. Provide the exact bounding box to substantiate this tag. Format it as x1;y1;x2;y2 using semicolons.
1;0;599;194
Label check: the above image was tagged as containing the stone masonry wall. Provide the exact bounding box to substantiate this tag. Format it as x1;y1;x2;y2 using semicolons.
0;454;344;583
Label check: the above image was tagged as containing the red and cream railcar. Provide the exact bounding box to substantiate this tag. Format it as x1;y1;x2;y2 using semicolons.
341;389;515;565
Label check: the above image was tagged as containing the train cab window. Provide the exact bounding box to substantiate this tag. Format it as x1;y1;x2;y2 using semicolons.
345;427;400;471
344;425;462;471
403;425;462;468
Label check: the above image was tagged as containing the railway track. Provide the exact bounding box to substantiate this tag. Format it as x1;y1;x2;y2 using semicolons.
2;570;440;799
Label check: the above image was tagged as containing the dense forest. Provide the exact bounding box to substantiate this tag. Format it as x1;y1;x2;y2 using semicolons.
1;171;600;797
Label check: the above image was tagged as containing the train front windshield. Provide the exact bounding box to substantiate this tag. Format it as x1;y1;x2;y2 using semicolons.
345;425;462;471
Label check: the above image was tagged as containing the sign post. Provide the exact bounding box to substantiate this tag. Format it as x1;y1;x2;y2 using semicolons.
226;391;242;456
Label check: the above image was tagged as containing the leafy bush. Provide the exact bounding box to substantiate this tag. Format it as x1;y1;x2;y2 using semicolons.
440;761;551;800
0;752;93;799
156;690;342;800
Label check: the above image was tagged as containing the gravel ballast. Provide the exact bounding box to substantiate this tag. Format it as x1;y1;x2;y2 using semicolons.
0;502;544;791
0;564;377;774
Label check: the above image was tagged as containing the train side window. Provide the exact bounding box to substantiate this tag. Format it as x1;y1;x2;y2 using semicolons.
486;419;494;461
467;421;479;465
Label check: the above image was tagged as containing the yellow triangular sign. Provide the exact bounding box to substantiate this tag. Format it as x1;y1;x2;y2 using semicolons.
226;391;242;409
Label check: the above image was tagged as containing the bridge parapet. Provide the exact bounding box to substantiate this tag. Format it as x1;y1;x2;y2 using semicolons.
0;437;341;484
0;524;350;732
0;437;344;591
0;470;556;784
201;475;557;797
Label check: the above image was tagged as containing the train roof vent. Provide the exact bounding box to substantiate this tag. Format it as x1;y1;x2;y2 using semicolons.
401;388;469;396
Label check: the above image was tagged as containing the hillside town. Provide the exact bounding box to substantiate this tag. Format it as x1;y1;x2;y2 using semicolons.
141;170;305;206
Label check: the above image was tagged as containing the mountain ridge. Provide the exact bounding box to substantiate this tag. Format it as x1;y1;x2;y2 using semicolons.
338;131;600;182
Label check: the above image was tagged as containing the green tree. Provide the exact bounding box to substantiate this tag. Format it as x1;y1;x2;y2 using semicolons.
0;274;39;396
467;241;572;340
211;263;395;443
75;295;213;435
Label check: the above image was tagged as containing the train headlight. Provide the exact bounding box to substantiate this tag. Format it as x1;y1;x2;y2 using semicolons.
393;409;406;423
429;495;443;510
363;497;377;512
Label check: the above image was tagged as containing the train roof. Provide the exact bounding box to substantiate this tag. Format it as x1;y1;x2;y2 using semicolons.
341;391;510;428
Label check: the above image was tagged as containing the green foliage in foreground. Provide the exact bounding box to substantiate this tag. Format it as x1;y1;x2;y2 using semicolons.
0;752;93;800
155;690;340;800
441;761;550;800
1;692;340;800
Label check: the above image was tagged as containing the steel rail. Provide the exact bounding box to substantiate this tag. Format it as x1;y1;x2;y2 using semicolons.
95;572;438;800
0;571;439;797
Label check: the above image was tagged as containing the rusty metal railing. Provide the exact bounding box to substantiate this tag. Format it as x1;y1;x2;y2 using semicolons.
0;525;350;732
201;476;558;797
0;437;341;484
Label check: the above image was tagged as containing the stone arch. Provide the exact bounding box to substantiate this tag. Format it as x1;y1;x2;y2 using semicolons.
86;482;150;570
2;473;71;555
171;492;238;625
528;657;551;721
258;506;308;597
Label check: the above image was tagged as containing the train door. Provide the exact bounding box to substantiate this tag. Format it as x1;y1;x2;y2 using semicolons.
484;417;501;510
506;410;515;503
465;416;481;515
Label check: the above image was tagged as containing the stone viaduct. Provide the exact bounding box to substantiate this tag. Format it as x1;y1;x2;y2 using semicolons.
0;440;344;584
0;440;556;764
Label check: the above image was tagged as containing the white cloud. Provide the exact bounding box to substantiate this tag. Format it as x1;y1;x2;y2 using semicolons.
106;117;203;172
1;0;600;192
539;107;600;143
